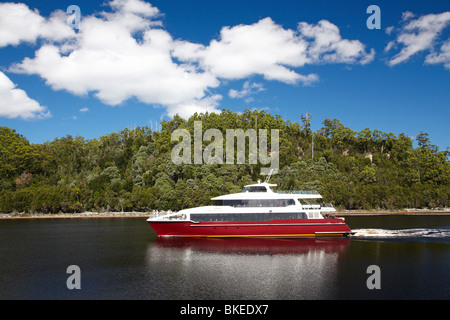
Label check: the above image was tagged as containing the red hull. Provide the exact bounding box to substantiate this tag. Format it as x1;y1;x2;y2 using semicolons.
148;218;352;238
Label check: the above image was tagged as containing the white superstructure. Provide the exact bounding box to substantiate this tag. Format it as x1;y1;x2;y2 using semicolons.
148;181;336;222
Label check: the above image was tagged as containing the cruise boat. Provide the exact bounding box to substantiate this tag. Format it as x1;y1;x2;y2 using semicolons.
147;179;353;238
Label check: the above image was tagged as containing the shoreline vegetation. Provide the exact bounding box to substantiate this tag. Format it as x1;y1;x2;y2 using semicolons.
1;208;449;219
1;110;449;214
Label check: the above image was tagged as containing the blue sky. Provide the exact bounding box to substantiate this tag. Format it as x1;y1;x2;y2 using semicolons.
0;0;449;151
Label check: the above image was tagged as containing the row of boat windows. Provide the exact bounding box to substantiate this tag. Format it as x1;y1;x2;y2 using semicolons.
190;212;308;222
214;199;296;207
242;186;267;193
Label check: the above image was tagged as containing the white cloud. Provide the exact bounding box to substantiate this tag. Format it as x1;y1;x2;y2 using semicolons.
0;2;74;47
11;5;220;113
229;81;265;99
0;71;50;119
6;0;375;119
109;0;160;17
386;11;450;67
385;26;394;36
298;20;375;65
79;107;89;112
402;11;415;21
384;40;395;52
292;73;320;86
174;18;310;84
425;39;450;69
165;94;222;118
174;17;372;86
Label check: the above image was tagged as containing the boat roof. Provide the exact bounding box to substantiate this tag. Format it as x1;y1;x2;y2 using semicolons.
244;182;277;188
211;181;323;200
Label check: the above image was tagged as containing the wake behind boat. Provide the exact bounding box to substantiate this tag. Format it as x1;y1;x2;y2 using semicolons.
147;179;353;238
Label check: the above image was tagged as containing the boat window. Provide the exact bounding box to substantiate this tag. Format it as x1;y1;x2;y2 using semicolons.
190;212;307;222
301;199;319;205
310;211;321;218
222;199;295;207
242;186;267;193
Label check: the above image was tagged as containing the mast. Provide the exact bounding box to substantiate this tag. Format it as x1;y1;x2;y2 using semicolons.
264;169;274;183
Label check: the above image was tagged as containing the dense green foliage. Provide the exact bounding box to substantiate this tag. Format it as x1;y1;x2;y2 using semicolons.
0;109;449;213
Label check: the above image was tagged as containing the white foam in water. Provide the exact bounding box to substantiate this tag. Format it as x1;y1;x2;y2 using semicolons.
351;228;450;238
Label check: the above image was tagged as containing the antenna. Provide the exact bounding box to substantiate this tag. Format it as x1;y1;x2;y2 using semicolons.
264;169;274;183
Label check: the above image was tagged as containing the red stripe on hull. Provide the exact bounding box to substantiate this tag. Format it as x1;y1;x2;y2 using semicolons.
148;218;352;238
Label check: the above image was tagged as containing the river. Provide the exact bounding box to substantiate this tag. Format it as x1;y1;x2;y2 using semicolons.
0;215;448;300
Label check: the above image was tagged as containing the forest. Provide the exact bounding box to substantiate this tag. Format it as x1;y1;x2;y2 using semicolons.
0;109;449;214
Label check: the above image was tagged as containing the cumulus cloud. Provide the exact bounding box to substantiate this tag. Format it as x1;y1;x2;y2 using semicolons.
174;18;310;84
298;20;375;65
174;17;373;86
109;0;160;17
0;2;74;47
386;11;450;67
6;0;375;119
11;3;220;116
0;71;50;119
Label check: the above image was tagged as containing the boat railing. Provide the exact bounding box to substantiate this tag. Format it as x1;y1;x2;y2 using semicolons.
152;212;186;220
302;204;321;209
321;203;334;208
301;203;334;209
276;190;320;195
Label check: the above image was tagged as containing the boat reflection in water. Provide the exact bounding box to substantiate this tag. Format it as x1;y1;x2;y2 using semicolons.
145;237;351;299
151;237;350;255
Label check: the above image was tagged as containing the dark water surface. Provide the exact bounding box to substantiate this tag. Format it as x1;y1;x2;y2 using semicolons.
0;215;448;300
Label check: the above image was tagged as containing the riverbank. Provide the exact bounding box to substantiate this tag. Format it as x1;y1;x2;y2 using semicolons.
0;208;449;219
337;209;450;216
0;211;154;219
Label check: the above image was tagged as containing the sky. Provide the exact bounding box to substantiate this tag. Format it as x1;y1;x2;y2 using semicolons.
0;0;449;151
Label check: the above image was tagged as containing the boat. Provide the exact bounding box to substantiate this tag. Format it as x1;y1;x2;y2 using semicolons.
147;177;353;238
